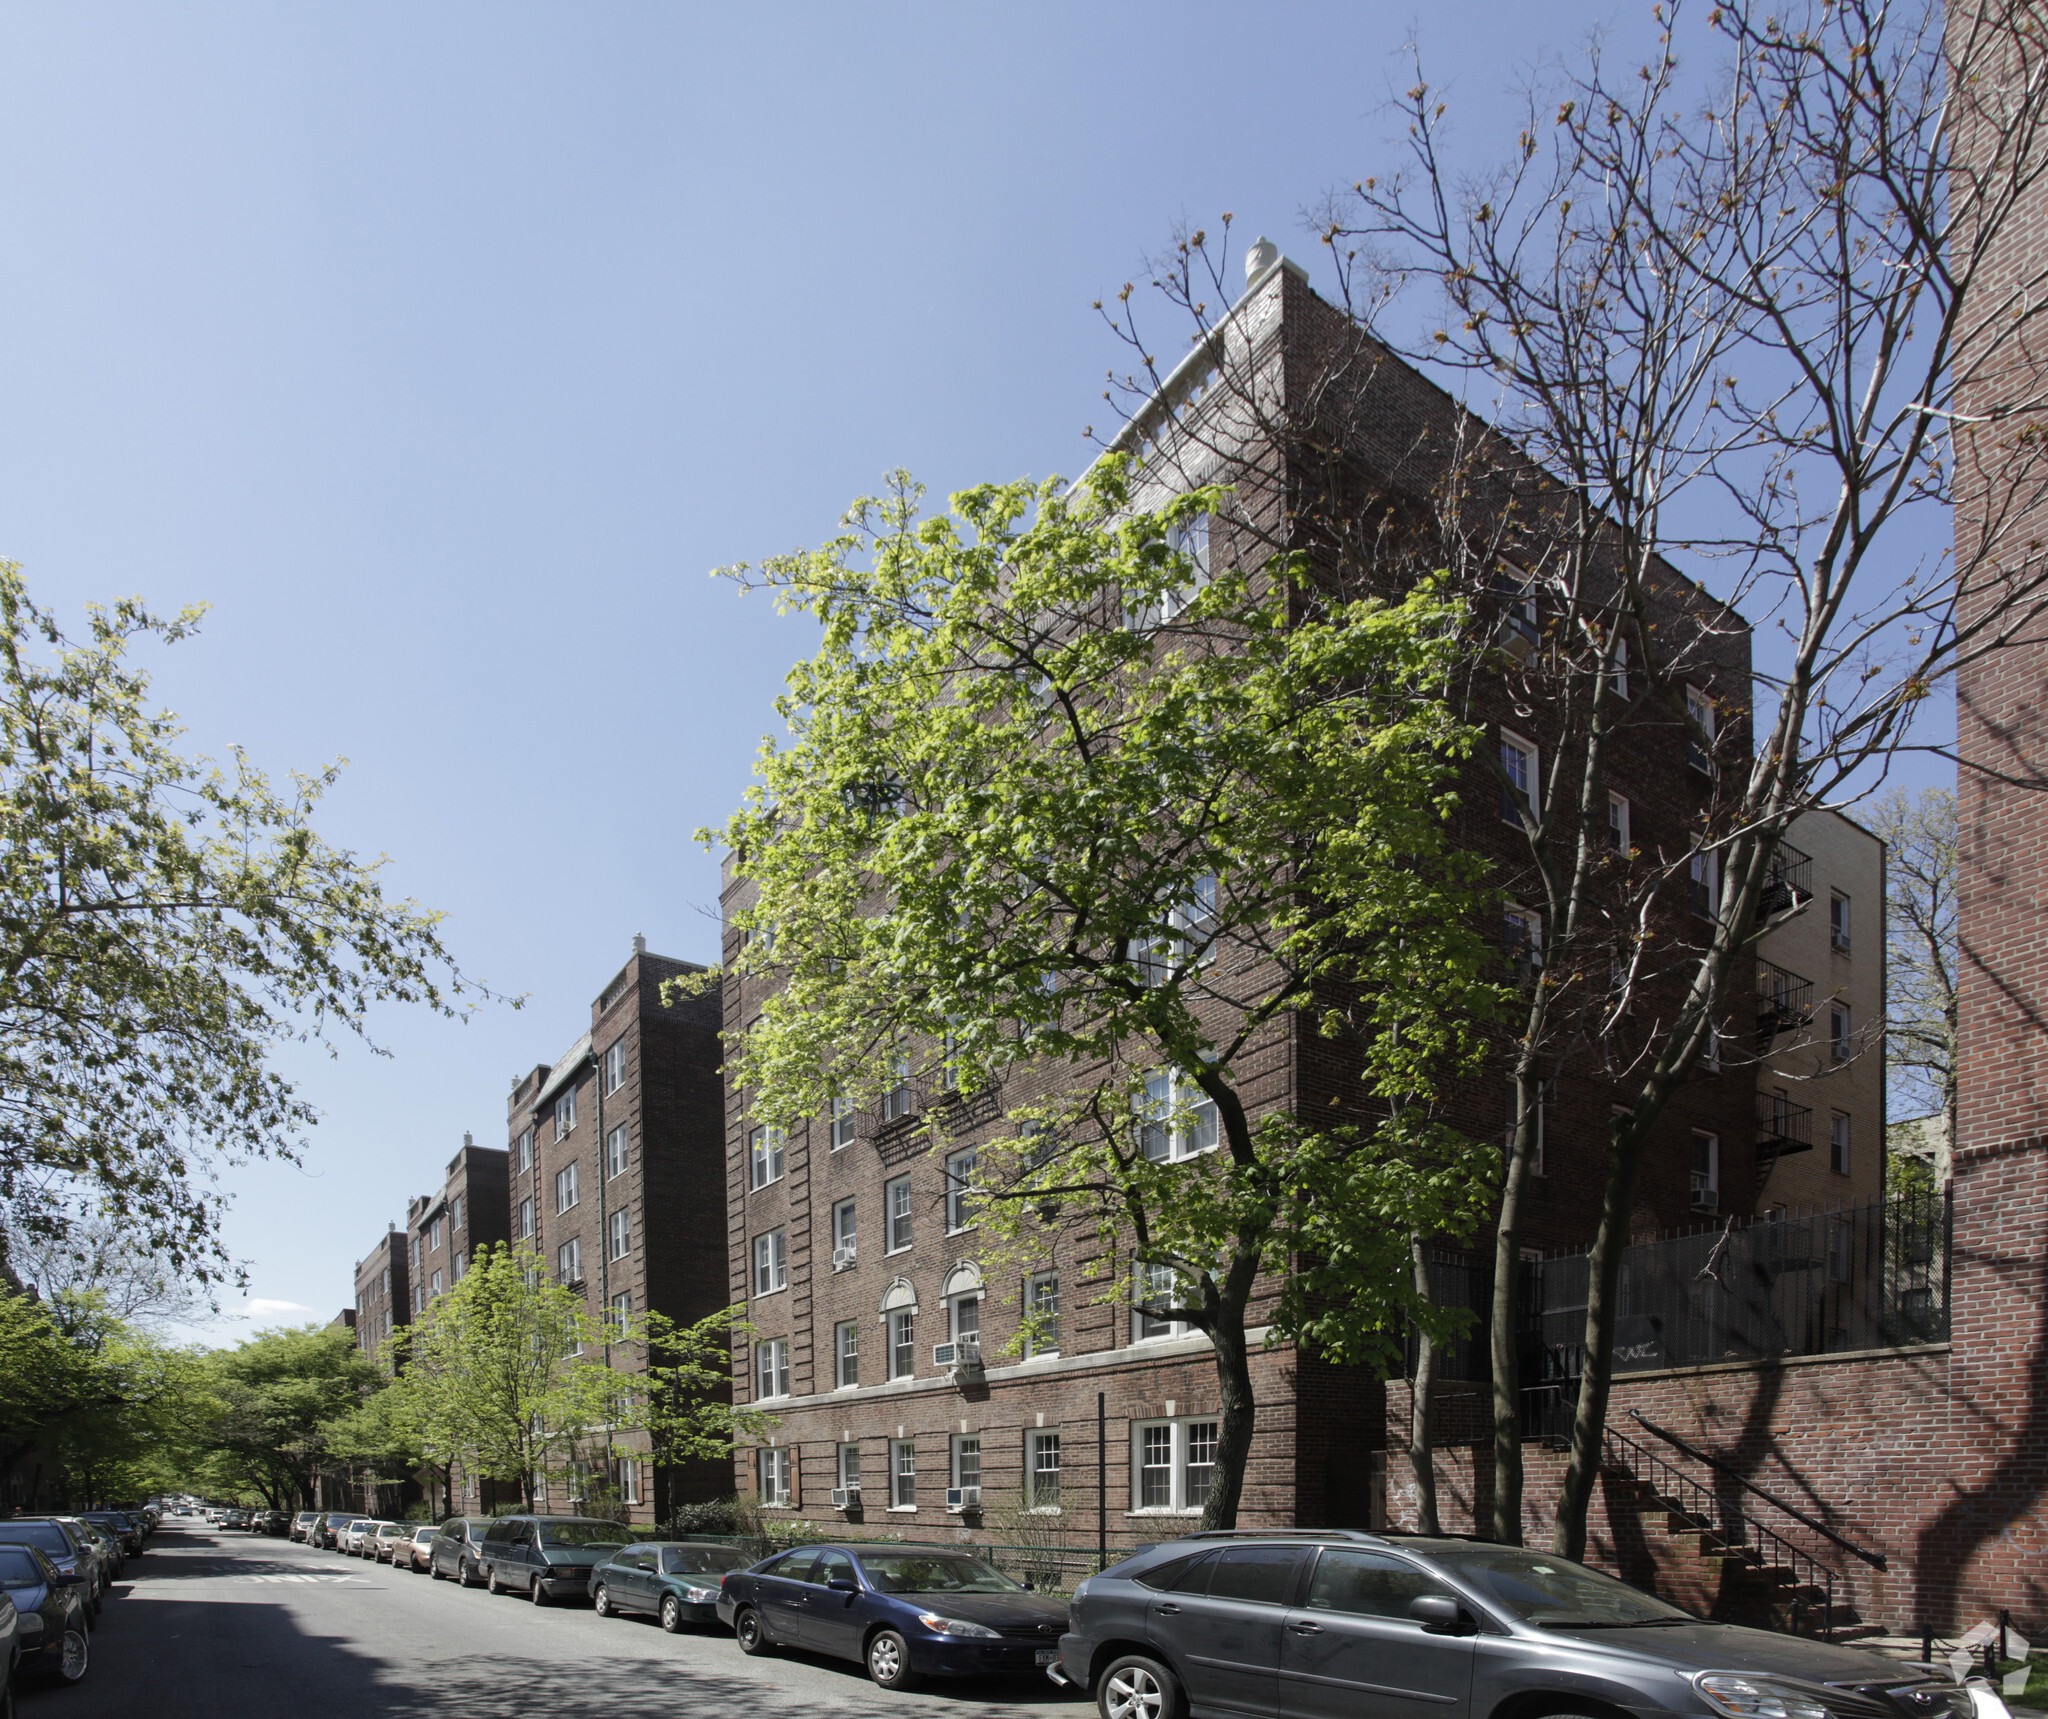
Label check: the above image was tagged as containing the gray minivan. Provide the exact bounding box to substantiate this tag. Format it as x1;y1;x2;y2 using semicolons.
477;1516;630;1606
1056;1530;1971;1719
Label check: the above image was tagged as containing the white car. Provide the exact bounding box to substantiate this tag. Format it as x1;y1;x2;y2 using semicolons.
341;1519;379;1555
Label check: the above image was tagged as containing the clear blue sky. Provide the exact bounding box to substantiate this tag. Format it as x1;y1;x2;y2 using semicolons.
0;1;1708;1337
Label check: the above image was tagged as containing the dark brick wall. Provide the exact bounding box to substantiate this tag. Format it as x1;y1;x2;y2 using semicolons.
351;1229;409;1365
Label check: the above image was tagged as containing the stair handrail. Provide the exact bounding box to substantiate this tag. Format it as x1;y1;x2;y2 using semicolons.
1628;1411;1887;1570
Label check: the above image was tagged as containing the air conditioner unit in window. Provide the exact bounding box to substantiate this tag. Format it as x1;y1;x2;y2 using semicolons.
932;1341;958;1366
831;1244;857;1270
829;1486;861;1509
945;1486;981;1512
933;1339;981;1368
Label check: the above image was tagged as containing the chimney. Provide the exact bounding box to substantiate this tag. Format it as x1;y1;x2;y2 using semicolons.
632;932;647;956
1246;235;1280;281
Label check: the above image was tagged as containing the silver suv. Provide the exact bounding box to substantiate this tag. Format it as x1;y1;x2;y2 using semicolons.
1053;1531;1970;1719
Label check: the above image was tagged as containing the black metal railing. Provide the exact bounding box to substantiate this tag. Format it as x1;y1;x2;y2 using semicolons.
1757;1092;1814;1159
1756;961;1815;1046
1758;842;1814;915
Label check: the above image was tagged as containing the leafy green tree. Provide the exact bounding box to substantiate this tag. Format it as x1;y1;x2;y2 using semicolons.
386;1242;761;1510
703;466;1503;1529
197;1323;380;1510
0;566;484;1282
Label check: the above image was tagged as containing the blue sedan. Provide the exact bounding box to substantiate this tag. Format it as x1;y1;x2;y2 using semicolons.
717;1543;1069;1691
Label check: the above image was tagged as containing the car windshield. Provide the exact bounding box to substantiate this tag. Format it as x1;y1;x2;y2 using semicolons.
380;1524;407;1535
0;1549;44;1588
857;1552;1024;1594
538;1522;626;1548
662;1546;749;1576
1425;1547;1694;1627
0;1524;71;1556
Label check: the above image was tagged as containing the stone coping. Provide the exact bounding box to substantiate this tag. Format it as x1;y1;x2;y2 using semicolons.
1605;1341;1950;1387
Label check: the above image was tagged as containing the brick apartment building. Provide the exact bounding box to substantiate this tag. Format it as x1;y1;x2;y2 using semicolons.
506;936;730;1523
351;1225;409;1364
405;1133;511;1315
718;248;1773;1544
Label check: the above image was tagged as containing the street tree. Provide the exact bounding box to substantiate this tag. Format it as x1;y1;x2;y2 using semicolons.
702;465;1505;1530
197;1323;381;1511
1869;787;1958;1128
0;566;486;1284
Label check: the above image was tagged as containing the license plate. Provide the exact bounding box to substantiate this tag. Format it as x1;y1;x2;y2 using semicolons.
1036;1650;1060;1666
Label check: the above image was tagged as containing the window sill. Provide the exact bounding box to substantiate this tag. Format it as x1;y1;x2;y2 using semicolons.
885;1245;913;1258
886;1505;918;1514
1126;1509;1203;1519
754;1287;787;1299
748;1180;783;1194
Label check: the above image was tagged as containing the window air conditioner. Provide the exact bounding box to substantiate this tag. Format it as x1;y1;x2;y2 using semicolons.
933;1342;958;1366
946;1486;981;1512
831;1244;857;1270
830;1485;861;1509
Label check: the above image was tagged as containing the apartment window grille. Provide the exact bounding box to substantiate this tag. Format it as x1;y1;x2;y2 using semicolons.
555;1163;579;1214
1028;1430;1061;1509
1830;893;1852;953
1831;1112;1852;1177
756;1445;790;1504
1024;1272;1061;1357
605;1125;630;1181
748;1124;785;1190
755;1338;790;1401
944;1148;977;1232
602;1040;626;1095
885;1175;913;1253
553;1086;577;1140
752;1229;787;1296
1133;1417;1218;1513
888;1308;916;1379
556;1238;581;1283
607;1208;631;1262
889;1438;916;1509
835;1319;859;1388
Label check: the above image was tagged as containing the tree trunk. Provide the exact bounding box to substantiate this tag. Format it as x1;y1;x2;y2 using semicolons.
1408;1235;1440;1534
1199;1283;1259;1531
1489;1077;1539;1544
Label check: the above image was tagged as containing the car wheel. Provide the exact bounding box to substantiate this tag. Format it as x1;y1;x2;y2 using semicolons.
867;1628;919;1690
659;1595;683;1634
52;1626;90;1685
1098;1653;1184;1719
460;1558;479;1589
486;1565;505;1596
593;1583;614;1618
528;1572;548;1606
429;1559;443;1581
733;1606;773;1656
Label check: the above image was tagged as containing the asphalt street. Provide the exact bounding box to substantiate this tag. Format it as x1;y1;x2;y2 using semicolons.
23;1520;1094;1719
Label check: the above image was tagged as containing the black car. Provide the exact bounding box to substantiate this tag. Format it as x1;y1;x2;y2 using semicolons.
307;1512;355;1550
0;1542;90;1686
1054;1530;1976;1719
427;1518;489;1586
77;1512;142;1557
589;1541;754;1631
717;1543;1070;1690
0;1521;99;1618
476;1516;630;1605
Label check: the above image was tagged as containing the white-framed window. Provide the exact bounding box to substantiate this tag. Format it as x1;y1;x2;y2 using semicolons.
1132;1417;1218;1514
427;1215;443;1251
830;1095;856;1150
1831;1004;1852;1064
1136;1069;1220;1162
879;1053;914;1123
757;1444;791;1503
748;1124;785;1190
381;1265;390;1294
889;1437;916;1509
1134;1261;1192;1342
1831;1111;1852;1176
888;1307;916;1379
605;1125;630;1181
1164;511;1212;620
944;1147;977;1232
517;1196;534;1239
1612;635;1630;702
410;1235;420;1273
554;1086;577;1140
949;1435;981;1508
515;1127;533;1173
1138;875;1220;986
753;1229;788;1296
556;1238;581;1282
1024;1271;1060;1357
939;1015;963;1090
430;1268;444;1297
1504;906;1543;981
607;1208;631;1262
452;1253;467;1284
603;1039;626;1095
837;1443;861;1491
555;1163;580;1214
947;1288;981;1356
834;1319;859;1388
1691;1132;1720;1212
452;1194;464;1231
611;1454;640;1506
1496;570;1539;651
755;1339;790;1401
1607;792;1631;852
1686;684;1718;774
1689;850;1719;918
885;1175;913;1253
1500;732;1538;824
1028;1429;1061;1510
609;1290;632;1334
1830;892;1852;953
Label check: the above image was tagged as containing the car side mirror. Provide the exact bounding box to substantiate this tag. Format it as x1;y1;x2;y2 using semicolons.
50;1572;82;1587
827;1578;858;1593
1409;1594;1475;1634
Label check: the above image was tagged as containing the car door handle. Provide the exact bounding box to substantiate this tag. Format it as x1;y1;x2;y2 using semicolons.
1155;1603;1182;1615
1290;1622;1324;1635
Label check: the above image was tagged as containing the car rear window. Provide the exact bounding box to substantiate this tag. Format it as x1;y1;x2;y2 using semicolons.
0;1523;71;1556
538;1522;627;1548
1135;1552;1206;1591
0;1548;45;1587
1206;1547;1304;1606
663;1546;748;1575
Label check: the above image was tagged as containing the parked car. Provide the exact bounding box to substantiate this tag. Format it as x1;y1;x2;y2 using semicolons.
308;1512;355;1550
0;1584;18;1697
393;1525;435;1573
428;1518;487;1586
221;1508;252;1530
591;1540;754;1632
0;1542;90;1685
291;1512;319;1543
0;1521;100;1618
78;1511;142;1557
1054;1531;1983;1719
717;1543;1069;1690
340;1520;380;1556
476;1516;630;1605
372;1522;412;1563
53;1518;120;1596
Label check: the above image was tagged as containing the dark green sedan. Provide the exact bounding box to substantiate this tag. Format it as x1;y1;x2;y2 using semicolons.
590;1542;755;1631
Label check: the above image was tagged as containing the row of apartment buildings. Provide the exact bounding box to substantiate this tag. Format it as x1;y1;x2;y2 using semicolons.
349;248;1887;1537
